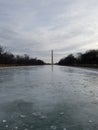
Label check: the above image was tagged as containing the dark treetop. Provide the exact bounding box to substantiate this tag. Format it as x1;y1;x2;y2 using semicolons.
0;45;45;66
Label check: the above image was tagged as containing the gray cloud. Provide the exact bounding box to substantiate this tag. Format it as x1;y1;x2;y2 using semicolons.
0;0;98;62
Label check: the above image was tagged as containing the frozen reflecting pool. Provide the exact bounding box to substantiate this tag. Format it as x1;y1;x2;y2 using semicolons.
0;65;98;130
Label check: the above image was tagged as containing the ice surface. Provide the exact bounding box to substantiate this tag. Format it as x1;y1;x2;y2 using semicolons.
0;66;98;130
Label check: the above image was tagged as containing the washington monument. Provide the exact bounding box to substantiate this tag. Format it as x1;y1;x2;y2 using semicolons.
51;50;53;65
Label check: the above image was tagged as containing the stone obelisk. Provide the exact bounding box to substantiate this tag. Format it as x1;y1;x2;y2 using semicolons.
51;50;53;65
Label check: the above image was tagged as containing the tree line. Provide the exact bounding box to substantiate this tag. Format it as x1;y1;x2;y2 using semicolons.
0;45;45;65
58;50;98;67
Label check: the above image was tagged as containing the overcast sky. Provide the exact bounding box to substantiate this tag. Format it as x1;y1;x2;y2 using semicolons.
0;0;98;63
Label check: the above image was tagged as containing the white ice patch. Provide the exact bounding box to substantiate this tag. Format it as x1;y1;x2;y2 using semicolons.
20;115;26;118
89;120;93;123
24;128;28;130
2;120;6;123
50;125;57;130
60;112;64;115
32;112;38;116
40;115;47;119
32;112;42;116
15;126;18;129
5;125;8;128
